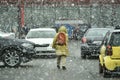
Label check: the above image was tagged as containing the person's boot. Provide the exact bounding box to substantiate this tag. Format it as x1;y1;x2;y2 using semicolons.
62;66;66;70
57;65;60;69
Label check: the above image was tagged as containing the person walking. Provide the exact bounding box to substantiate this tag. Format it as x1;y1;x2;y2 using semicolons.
52;26;69;70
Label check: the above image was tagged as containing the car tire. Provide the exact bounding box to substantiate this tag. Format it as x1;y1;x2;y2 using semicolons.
99;62;103;73
3;48;21;67
81;51;86;59
103;66;111;78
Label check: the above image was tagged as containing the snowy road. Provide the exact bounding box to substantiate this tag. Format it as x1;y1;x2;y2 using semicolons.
0;40;119;80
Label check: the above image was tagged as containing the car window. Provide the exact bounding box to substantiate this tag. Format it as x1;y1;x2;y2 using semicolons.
103;32;110;46
27;30;56;38
102;34;107;45
110;32;120;46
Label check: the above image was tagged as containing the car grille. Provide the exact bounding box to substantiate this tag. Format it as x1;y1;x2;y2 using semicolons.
35;44;49;47
87;42;101;46
81;45;100;52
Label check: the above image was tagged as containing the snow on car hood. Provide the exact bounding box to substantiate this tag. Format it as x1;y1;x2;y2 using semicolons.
0;32;15;38
26;38;53;45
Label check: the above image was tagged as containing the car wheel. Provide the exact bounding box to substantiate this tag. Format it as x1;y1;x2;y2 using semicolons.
99;62;103;73
3;49;21;67
81;51;86;59
103;66;111;78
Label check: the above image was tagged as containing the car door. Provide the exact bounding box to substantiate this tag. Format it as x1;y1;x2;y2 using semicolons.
100;31;110;56
99;31;110;65
0;37;7;55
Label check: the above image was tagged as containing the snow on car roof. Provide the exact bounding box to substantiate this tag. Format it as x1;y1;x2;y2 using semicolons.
30;28;56;31
91;27;114;30
112;29;120;32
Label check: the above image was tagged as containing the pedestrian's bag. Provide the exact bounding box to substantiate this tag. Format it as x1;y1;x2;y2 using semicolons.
56;32;66;45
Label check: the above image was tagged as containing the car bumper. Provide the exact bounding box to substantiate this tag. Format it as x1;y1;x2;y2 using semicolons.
35;47;55;55
104;56;120;72
36;52;56;56
19;48;36;63
22;48;36;58
81;44;100;56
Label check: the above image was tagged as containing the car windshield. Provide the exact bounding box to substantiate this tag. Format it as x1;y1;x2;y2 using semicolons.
85;29;110;37
26;30;56;38
110;32;120;46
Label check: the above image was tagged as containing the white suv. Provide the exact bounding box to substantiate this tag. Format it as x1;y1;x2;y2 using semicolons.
25;28;56;56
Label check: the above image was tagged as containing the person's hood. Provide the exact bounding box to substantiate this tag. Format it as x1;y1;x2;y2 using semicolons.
58;26;67;33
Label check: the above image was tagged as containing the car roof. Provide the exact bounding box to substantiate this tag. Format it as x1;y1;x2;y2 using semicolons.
110;29;120;33
89;28;113;30
29;28;56;31
88;28;114;32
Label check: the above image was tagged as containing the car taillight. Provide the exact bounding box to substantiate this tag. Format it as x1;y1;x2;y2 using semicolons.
106;45;112;56
81;37;87;43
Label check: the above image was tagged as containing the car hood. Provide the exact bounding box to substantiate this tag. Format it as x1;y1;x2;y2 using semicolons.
0;33;15;38
85;36;104;45
3;38;34;46
25;38;53;45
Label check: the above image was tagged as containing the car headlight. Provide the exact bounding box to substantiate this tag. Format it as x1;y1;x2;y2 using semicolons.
21;43;34;49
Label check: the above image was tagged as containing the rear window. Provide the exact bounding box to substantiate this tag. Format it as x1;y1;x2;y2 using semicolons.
26;30;56;38
110;32;120;46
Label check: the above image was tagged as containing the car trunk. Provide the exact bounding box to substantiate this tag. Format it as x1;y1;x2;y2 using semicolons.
111;47;120;59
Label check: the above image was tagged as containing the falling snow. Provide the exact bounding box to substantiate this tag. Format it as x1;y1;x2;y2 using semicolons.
0;0;120;80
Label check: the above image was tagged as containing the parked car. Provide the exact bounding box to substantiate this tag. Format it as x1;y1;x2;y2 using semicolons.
99;29;120;77
0;36;36;67
0;29;15;38
25;28;56;56
80;28;113;59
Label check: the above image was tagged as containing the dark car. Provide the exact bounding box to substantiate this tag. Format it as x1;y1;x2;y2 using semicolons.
0;36;36;67
80;28;113;59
